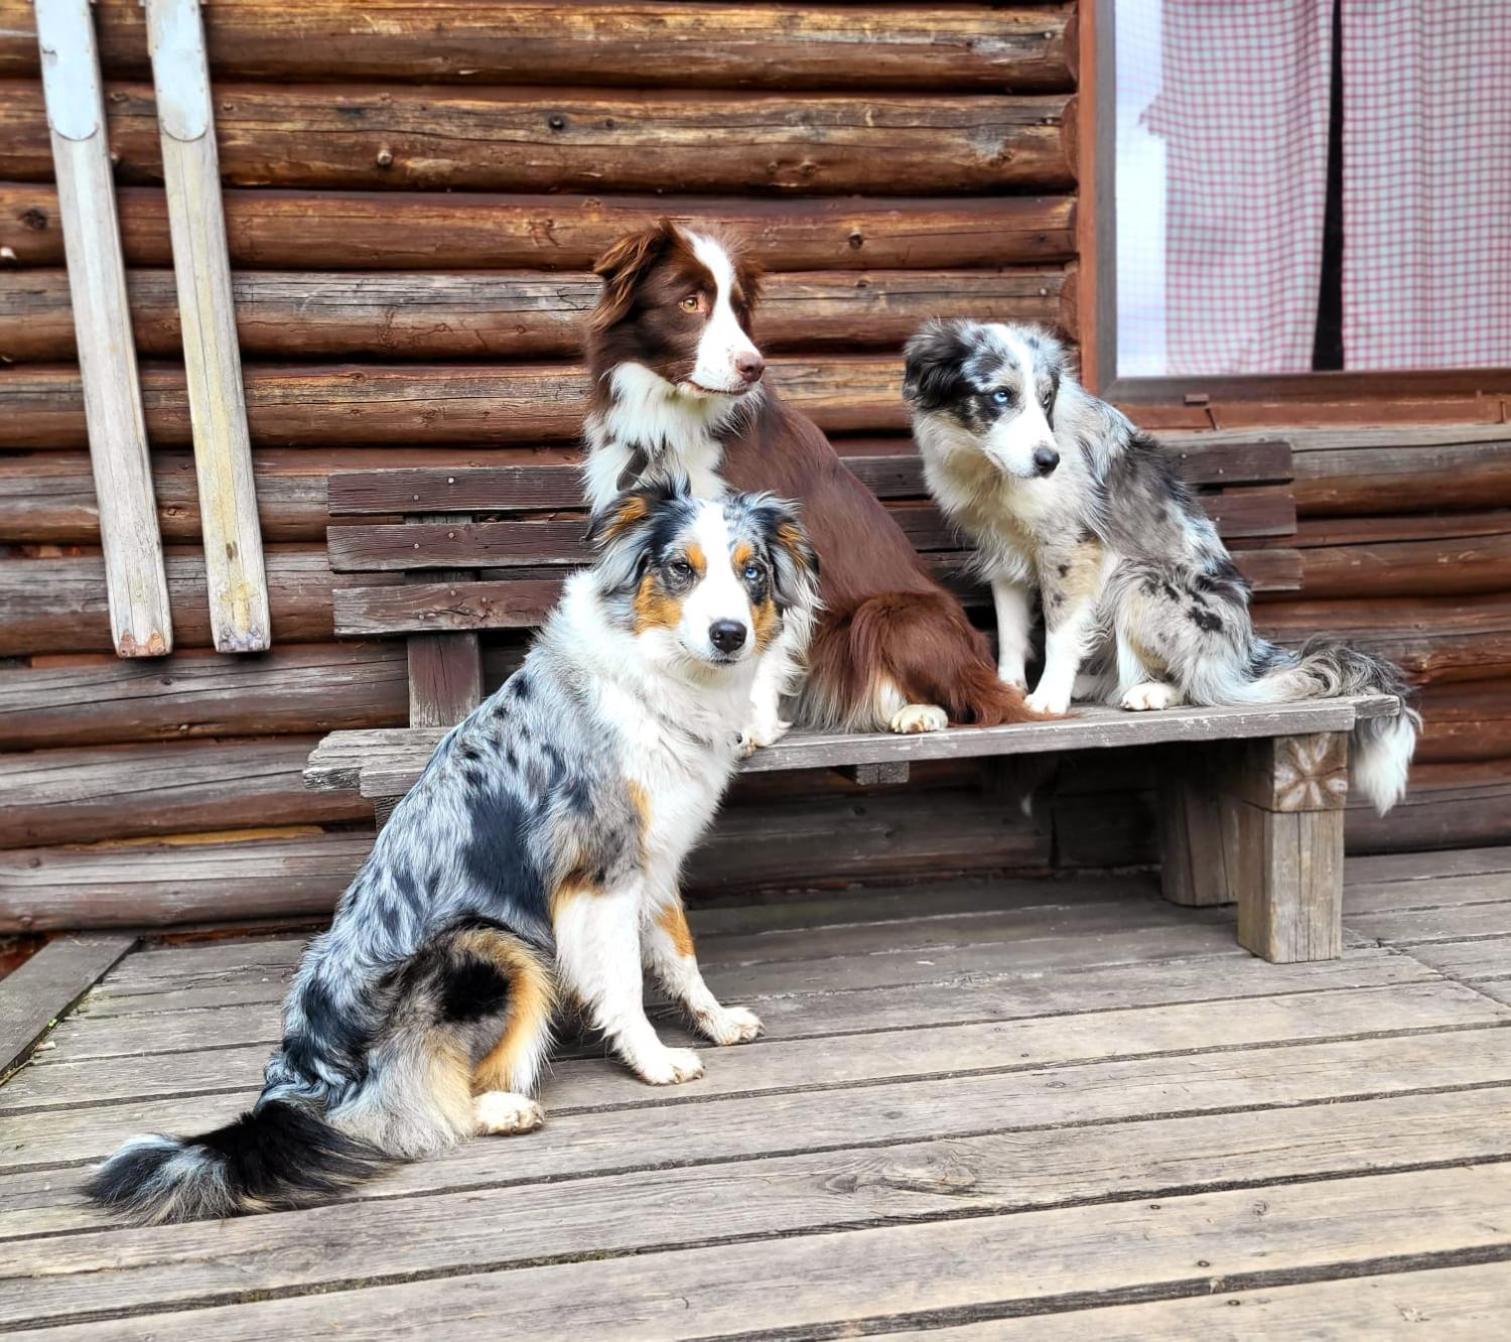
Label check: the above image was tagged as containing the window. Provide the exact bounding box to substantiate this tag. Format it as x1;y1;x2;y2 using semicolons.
1096;0;1511;391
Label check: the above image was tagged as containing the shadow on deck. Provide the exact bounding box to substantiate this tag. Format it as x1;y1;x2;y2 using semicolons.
2;847;1511;1338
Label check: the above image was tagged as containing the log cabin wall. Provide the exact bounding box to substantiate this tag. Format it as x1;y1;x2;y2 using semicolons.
0;1;1505;931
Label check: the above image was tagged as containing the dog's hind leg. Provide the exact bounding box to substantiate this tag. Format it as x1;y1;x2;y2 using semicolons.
1114;624;1183;712
642;888;762;1046
466;929;556;1136
329;924;553;1155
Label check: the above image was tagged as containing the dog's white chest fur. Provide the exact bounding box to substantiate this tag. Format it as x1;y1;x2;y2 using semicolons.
922;440;1054;582
583;364;748;511
606;675;741;879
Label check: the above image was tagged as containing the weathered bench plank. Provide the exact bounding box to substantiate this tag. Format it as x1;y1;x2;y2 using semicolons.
324;697;1399;799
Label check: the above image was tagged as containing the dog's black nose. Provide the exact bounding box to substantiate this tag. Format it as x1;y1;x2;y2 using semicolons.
1033;446;1060;476
709;620;748;654
735;352;765;384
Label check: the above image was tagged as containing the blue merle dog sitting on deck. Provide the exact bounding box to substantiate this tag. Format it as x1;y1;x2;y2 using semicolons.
86;482;820;1223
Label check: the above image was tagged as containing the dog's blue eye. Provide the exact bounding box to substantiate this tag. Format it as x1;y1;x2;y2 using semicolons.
992;389;1010;404
743;563;762;582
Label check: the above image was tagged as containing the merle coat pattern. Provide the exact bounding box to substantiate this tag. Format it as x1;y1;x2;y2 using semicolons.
903;320;1419;814
85;484;819;1224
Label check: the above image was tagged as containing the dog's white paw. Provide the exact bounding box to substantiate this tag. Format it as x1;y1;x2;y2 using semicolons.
1121;681;1183;712
1026;686;1071;715
474;1091;545;1136
738;717;791;757
633;1045;705;1086
697;1004;763;1045
889;703;948;734
998;665;1028;692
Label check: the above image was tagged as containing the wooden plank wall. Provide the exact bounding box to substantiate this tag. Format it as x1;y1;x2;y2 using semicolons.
0;1;1506;931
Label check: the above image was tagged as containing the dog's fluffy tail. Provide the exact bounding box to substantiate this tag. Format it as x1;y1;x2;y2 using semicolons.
802;592;1040;730
82;1100;391;1226
1213;636;1420;814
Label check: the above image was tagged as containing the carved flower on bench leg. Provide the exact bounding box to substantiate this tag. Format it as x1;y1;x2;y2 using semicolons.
1272;734;1349;811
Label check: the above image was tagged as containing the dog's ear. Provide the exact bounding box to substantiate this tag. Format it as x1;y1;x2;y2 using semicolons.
760;500;820;614
586;478;691;594
903;320;973;412
591;219;681;330
585;489;657;592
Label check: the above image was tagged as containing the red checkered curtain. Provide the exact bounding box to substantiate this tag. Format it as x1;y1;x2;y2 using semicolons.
1342;1;1511;370
1144;1;1335;376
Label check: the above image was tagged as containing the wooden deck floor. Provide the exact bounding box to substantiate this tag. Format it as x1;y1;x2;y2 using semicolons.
3;848;1511;1338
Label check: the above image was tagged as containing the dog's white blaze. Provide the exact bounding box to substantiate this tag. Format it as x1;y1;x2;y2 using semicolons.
678;502;755;663
981;326;1057;480
687;232;760;395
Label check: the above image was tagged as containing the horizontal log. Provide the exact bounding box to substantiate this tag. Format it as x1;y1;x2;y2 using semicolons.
0;267;1075;362
0;547;387;656
1295;525;1511;600
0;450;1300;602
13;496;1459;676
0;357;911;447
0;738;370;849
1256;592;1511;685
1282;426;1511;516
1416;679;1511;765
0;777;1050;931
1289;510;1511;549
0;185;1078;271
1159;435;1294;486
0;644;408;751
0;3;1073;92
0;448;588;544
0;830;372;932
0;82;1075;194
1344;759;1511;857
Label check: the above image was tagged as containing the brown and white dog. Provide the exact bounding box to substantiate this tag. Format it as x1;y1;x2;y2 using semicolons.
582;220;1036;742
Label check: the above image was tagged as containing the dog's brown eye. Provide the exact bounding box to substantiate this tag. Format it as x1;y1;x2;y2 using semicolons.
667;558;695;582
680;294;701;313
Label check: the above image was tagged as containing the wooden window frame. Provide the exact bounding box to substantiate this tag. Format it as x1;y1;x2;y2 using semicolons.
1076;0;1511;406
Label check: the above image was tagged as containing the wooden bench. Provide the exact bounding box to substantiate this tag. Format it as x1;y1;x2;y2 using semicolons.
303;435;1403;963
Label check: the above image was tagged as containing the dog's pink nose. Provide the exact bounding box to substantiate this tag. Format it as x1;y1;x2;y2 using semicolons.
735;352;765;384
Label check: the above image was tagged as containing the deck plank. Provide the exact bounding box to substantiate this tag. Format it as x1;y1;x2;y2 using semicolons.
10;1166;1509;1341
44;945;1435;1063
10;1026;1511;1175
5;980;1500;1115
0;933;135;1075
879;1261;1511;1339
4;861;1510;1337
5;1089;1510;1330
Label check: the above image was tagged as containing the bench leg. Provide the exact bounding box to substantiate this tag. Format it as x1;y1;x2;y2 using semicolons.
1160;733;1348;962
1233;802;1345;963
1158;753;1232;907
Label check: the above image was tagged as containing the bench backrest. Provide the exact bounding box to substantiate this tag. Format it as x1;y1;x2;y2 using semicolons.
326;437;1299;727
